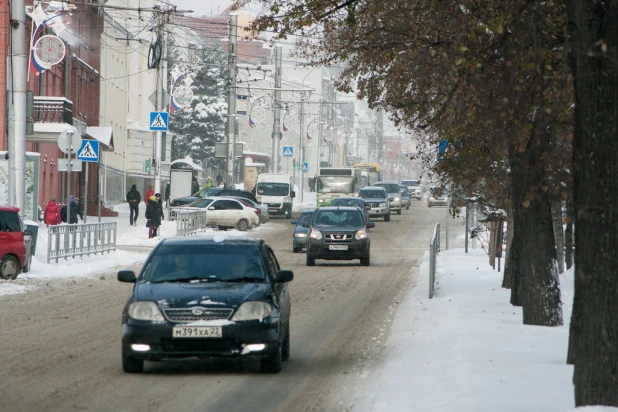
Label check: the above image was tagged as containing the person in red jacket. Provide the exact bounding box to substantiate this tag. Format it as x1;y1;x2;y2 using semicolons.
144;184;154;206
44;197;62;227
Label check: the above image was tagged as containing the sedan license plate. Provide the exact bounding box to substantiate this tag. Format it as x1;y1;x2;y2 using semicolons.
329;245;348;251
173;326;222;338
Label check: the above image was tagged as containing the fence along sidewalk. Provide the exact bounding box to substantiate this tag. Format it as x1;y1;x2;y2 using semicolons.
47;222;117;263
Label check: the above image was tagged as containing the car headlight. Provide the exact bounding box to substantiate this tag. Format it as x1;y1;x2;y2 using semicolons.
309;229;322;240
232;302;272;321
355;229;369;240
379;202;387;207
295;233;307;238
318;199;327;203
394;197;400;202
128;302;165;322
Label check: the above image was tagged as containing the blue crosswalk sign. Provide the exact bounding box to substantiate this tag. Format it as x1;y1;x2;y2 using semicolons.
150;111;169;131
302;162;308;172
77;140;99;162
282;146;294;157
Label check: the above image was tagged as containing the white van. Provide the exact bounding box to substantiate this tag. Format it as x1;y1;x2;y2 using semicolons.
255;173;295;219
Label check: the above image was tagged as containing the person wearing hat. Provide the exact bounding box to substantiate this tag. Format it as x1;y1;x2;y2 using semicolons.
145;184;155;206
145;193;164;238
68;196;83;224
44;197;62;227
126;184;141;225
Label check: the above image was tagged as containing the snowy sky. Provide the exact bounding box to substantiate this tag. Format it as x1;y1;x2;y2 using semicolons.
3;192;616;411
171;0;234;17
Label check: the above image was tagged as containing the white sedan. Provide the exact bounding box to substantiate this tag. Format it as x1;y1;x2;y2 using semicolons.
181;197;260;231
229;196;269;224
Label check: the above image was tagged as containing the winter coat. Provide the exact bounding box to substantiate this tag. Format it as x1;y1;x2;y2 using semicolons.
145;188;154;205
192;180;200;194
68;201;83;224
127;188;141;205
44;201;62;226
145;199;164;227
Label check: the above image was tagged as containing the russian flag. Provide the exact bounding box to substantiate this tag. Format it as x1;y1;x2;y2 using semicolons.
248;115;256;128
282;122;288;133
306;131;312;140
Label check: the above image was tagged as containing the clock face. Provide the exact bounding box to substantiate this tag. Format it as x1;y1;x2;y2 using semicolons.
248;96;272;127
35;35;66;66
172;85;193;108
282;107;300;133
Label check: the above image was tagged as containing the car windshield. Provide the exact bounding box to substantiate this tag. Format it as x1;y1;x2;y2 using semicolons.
141;244;266;283
187;198;214;208
256;182;289;196
358;189;385;199
376;183;401;193
298;211;314;225
332;198;362;208
430;187;449;197
313;210;364;227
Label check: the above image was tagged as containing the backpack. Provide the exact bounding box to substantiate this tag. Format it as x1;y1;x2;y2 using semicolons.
60;205;67;223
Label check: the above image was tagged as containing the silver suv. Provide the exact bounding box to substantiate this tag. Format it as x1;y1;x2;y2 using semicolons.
374;181;402;215
358;187;391;221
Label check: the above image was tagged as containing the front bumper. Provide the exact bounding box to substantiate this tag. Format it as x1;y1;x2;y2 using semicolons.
122;319;280;360
293;234;308;247
368;206;389;217
389;199;402;210
307;239;370;260
428;197;448;206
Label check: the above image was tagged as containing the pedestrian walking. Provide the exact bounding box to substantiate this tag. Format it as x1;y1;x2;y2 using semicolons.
145;194;164;238
216;173;223;187
127;184;141;225
192;177;200;194
204;176;214;188
68;196;84;224
145;184;154;206
43;197;62;227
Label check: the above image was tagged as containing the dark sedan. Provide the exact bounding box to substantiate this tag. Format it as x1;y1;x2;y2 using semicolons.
117;237;293;374
304;206;375;266
291;209;315;252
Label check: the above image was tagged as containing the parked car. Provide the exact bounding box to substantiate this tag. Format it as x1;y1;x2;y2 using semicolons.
304;206;375;266
374;181;402;214
428;186;449;207
0;206;33;280
331;196;371;224
229;197;269;225
399;185;410;209
290;209;315;253
170;187;260;211
175;197;259;231
357;186;391;221
117;237;293;373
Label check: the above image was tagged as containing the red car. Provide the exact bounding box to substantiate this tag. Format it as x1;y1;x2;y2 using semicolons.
0;206;33;280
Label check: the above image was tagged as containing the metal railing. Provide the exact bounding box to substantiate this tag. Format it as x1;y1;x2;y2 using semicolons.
47;222;117;263
175;210;209;236
33;96;73;125
429;222;441;299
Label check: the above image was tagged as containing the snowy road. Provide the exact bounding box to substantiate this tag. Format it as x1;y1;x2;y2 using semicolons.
0;200;458;412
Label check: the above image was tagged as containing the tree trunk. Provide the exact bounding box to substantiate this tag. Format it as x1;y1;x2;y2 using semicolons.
564;194;574;270
551;199;565;274
509;132;562;326
502;212;515;289
565;1;618;406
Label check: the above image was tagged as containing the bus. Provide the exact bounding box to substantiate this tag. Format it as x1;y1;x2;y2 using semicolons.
316;167;362;206
352;163;382;186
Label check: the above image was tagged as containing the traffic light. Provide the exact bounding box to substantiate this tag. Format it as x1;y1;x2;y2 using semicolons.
145;159;151;173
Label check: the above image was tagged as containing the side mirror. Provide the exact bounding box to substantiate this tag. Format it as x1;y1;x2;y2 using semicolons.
302;222;310;228
290;191;296;198
366;222;375;229
118;270;136;283
290;220;298;224
276;270;294;283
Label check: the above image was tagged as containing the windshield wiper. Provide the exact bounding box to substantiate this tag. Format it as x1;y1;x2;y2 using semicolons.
225;276;263;282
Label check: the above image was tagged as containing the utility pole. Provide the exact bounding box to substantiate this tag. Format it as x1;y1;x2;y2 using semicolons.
225;14;238;187
8;0;27;215
153;5;168;195
299;94;305;202
271;45;282;173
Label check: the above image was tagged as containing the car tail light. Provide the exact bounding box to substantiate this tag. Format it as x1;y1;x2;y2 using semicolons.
253;208;260;215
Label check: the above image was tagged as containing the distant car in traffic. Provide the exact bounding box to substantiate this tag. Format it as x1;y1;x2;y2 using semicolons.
169;187;260;213
428;186;449;207
357;186;390;221
117;237;293;374
399;185;410;209
331;196;371;224
174;197;259;231
0;206;34;280
291;209;315;253
228;196;269;225
304;206;375;266
374;181;402;214
401;179;423;200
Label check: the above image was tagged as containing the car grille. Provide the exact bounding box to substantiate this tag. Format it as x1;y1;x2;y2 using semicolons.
324;233;353;243
163;308;233;322
368;202;381;207
265;202;282;208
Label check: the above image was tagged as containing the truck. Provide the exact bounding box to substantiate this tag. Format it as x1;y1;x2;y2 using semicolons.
254;173;295;219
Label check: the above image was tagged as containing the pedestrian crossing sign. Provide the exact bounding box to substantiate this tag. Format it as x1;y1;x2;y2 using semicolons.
282;146;294;157
302;162;309;172
77;140;99;162
149;111;169;131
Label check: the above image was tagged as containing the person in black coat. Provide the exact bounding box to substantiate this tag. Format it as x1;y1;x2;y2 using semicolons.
145;193;164;238
126;184;141;225
68;196;84;224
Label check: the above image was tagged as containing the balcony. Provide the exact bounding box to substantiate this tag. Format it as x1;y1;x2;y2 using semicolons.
28;96;75;144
